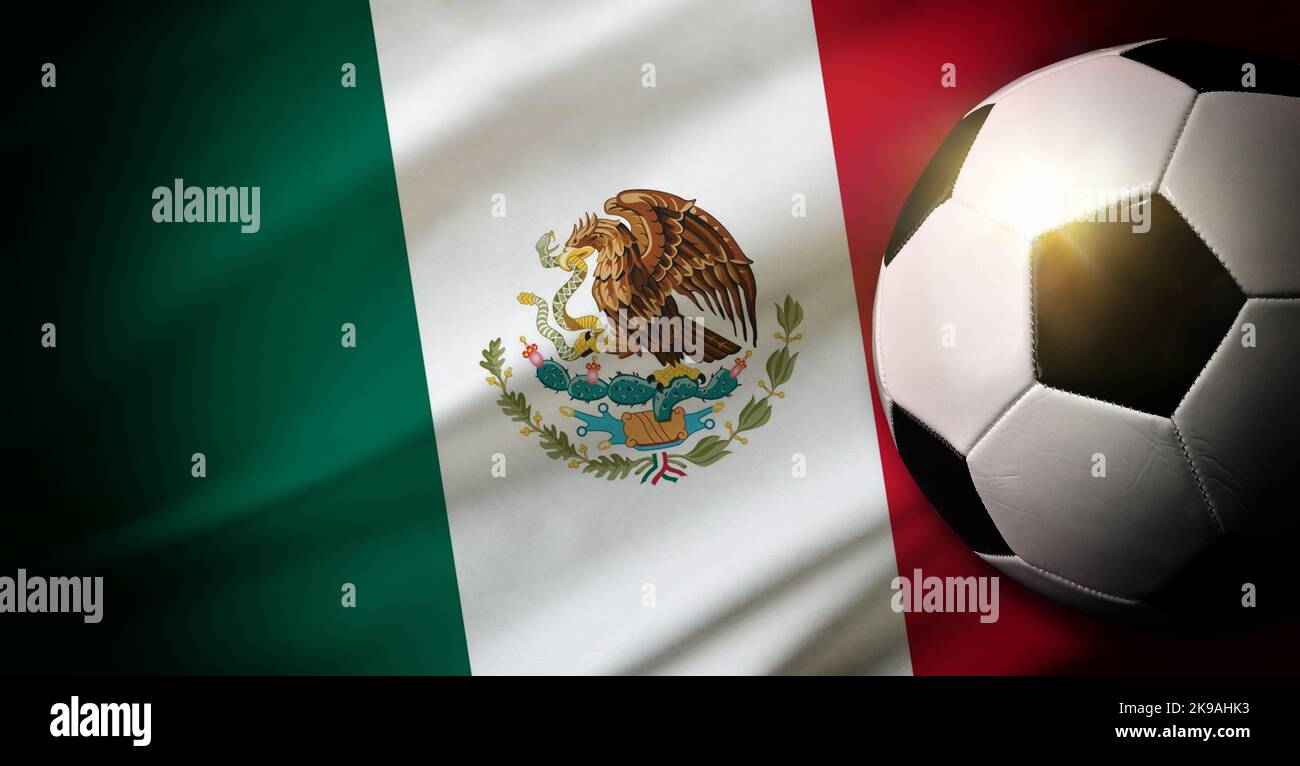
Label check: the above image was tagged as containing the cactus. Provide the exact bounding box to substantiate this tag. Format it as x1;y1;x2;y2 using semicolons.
606;373;657;406
653;376;700;421
701;369;740;399
538;362;740;422
567;377;609;402
536;359;570;392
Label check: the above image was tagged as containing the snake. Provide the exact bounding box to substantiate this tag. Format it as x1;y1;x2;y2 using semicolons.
518;231;604;361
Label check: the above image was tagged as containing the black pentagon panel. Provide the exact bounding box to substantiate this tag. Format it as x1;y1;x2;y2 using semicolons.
1032;195;1245;415
1122;38;1300;97
891;403;1012;556
883;105;993;266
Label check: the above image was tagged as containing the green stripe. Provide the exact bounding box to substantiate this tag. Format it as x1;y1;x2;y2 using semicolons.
3;1;469;673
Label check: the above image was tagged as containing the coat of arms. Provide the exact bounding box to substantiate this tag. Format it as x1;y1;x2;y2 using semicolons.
480;189;803;485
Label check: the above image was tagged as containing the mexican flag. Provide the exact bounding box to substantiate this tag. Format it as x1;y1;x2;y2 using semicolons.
6;0;1296;675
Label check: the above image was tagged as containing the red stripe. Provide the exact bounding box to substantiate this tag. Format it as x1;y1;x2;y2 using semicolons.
811;0;1300;674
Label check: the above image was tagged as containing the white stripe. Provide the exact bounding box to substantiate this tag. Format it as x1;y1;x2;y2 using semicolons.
371;0;910;674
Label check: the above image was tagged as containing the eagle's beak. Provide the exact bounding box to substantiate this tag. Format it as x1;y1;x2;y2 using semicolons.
558;246;595;271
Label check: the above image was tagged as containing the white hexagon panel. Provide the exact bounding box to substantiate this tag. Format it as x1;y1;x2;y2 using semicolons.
954;55;1195;240
967;386;1221;599
875;199;1032;455
1161;92;1300;295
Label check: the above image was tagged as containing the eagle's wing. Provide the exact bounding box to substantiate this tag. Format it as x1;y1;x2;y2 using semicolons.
603;189;758;342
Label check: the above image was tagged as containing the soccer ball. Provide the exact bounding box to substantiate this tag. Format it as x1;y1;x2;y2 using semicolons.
872;39;1300;629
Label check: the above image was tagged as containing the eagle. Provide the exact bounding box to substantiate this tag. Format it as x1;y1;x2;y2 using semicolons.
559;189;757;374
